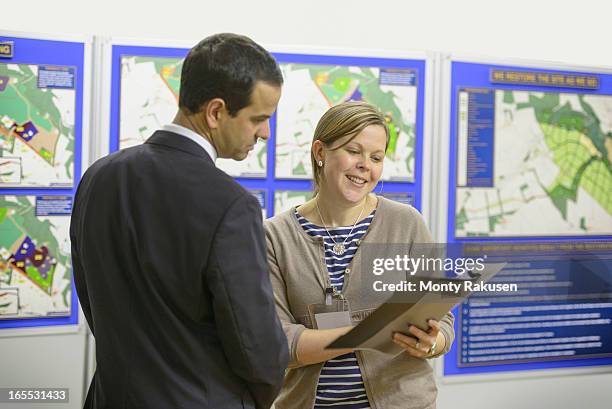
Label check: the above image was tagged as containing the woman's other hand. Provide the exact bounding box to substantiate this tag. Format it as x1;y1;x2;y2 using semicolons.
392;319;446;358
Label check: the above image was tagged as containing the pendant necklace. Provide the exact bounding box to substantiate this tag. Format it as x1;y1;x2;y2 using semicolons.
315;197;367;256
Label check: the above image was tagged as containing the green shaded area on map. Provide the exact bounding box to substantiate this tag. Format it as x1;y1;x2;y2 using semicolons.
0;206;21;249
23;263;56;295
503;91;514;104
517;93;612;219
456;206;468;231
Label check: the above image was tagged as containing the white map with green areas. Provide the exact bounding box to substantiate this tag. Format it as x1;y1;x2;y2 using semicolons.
0;196;72;318
119;55;267;177
456;90;612;237
275;63;417;181
274;190;312;215
0;64;75;187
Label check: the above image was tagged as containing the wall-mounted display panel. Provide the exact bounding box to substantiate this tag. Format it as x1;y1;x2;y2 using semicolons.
0;32;90;329
275;60;419;182
438;56;612;378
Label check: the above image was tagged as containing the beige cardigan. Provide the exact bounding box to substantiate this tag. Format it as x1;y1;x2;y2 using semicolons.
264;197;454;409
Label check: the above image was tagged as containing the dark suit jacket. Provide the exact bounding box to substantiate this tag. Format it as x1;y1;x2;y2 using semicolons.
70;130;288;409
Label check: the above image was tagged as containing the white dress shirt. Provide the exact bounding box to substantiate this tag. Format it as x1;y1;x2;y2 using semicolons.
161;123;218;164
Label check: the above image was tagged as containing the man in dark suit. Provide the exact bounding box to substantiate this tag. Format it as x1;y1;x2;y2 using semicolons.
70;33;288;409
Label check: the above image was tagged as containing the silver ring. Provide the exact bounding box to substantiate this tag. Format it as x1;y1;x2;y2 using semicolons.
415;341;420;350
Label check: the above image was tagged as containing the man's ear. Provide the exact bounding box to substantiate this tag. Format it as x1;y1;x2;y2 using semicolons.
203;98;226;129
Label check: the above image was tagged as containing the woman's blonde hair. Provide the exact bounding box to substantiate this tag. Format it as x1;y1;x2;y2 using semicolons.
311;101;390;195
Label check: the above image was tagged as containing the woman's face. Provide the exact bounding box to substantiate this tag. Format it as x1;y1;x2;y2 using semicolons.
318;124;387;205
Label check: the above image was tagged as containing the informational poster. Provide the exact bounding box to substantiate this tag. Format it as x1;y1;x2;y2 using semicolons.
0;64;76;188
0;33;86;329
276;63;417;181
271;52;429;216
443;58;612;376
0;195;72;319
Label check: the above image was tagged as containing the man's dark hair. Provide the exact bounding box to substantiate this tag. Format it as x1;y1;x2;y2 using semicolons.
179;33;283;117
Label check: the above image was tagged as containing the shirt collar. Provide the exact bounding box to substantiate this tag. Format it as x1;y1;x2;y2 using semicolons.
161;123;218;164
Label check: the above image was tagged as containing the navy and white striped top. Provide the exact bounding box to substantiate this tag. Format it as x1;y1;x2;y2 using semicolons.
295;208;376;409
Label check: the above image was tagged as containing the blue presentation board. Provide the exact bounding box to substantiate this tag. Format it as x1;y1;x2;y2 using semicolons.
0;33;87;329
443;58;612;376
107;42;429;216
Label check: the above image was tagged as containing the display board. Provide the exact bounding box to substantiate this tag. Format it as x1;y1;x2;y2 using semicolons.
0;32;88;329
275;61;417;181
440;56;612;377
107;41;432;218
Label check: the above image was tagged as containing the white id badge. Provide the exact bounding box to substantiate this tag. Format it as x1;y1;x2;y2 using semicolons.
315;311;352;329
307;299;352;330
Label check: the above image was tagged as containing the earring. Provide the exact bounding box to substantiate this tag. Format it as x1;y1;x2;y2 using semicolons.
318;160;323;167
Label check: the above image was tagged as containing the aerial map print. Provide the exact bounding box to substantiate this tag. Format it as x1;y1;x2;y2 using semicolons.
0;64;75;188
275;63;417;181
119;55;266;177
0;196;72;319
456;90;612;237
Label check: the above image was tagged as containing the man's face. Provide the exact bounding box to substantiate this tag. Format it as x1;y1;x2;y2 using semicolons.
215;81;281;160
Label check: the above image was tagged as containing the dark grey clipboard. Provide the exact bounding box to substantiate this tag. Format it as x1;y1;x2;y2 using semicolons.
327;263;506;356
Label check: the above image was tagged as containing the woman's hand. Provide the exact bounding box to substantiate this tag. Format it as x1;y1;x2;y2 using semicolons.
296;326;354;366
392;319;445;359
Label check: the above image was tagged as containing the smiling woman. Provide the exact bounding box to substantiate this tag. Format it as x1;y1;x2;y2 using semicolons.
264;101;455;409
310;101;389;197
315;123;387;207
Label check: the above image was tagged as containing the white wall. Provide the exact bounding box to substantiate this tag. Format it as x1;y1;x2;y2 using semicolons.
437;369;612;409
0;327;87;409
9;0;612;68
2;1;612;408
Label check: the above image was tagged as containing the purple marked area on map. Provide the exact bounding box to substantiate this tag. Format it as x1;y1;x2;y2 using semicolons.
349;88;363;101
14;121;38;141
9;236;54;281
0;76;8;92
12;236;36;262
